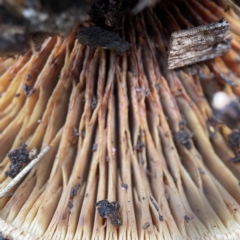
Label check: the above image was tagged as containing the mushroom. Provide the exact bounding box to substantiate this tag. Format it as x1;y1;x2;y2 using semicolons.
1;0;240;239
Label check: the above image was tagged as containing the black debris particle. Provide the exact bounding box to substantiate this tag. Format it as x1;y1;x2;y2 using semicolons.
108;211;123;227
188;66;197;76
134;136;145;151
74;128;79;137
92;143;98;151
68;202;74;209
15;93;20;97
121;182;128;189
91;96;98;110
198;168;205;174
197;69;208;80
231;154;240;163
31;88;36;94
224;6;230;12
218;72;237;86
150;197;159;211
159;214;163;221
179;118;186;127
145;88;150;96
176;130;192;149
89;0;120;29
150;197;163;222
77;27;130;52
154;84;159;91
142;222;150;229
228;131;240;148
5;143;29;178
70;183;80;197
152;201;159;211
23;83;32;96
26;74;32;81
130;68;137;77
95;200;120;217
95;199;122;227
228;131;240;162
213;100;240;129
82;129;86;137
207;117;219;127
8;193;13;197
184;215;190;223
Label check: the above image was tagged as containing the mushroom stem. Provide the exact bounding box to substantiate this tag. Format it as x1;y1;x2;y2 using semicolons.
0;146;50;199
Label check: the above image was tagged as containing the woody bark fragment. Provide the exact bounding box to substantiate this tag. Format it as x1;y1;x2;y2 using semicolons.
167;18;232;69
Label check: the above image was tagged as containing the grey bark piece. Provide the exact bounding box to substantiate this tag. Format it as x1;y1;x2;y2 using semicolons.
77;27;130;52
167;18;232;69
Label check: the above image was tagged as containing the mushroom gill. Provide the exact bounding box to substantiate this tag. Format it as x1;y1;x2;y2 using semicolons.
1;0;240;239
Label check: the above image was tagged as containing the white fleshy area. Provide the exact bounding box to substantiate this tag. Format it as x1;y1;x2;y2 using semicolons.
0;217;239;240
0;218;45;240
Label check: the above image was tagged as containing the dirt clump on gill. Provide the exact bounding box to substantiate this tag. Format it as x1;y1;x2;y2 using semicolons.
95;200;123;227
5;143;29;178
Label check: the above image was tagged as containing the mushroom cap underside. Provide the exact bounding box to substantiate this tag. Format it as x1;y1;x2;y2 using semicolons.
1;0;240;239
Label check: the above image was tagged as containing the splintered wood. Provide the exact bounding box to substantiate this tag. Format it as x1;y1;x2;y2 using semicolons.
0;146;50;199
168;19;232;69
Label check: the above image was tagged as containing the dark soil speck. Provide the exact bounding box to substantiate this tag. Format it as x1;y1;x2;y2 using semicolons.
228;131;240;148
95;199;122;227
142;222;150;229
70;183;80;197
5;143;29;178
184;215;190;223
176;130;192;149
22;83;32;96
121;182;128;189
